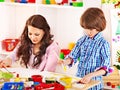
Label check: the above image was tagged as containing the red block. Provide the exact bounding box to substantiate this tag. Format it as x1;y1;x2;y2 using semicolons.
111;84;116;88
31;75;43;83
106;82;111;86
61;49;71;56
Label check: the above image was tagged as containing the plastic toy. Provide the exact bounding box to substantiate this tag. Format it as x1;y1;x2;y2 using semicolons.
111;84;116;88
59;76;72;88
1;82;24;90
2;39;19;52
59;52;65;59
106;82;111;86
31;75;43;83
61;49;71;56
45;77;57;84
0;71;13;79
35;82;65;90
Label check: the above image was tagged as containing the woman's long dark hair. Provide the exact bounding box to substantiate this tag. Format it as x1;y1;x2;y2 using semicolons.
17;14;53;68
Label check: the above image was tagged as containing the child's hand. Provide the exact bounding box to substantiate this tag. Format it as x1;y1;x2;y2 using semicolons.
80;73;93;84
57;59;64;64
58;58;71;66
57;59;67;71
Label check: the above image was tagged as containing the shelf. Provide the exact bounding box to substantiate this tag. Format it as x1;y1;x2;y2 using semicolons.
0;2;36;6
38;4;83;9
0;2;83;9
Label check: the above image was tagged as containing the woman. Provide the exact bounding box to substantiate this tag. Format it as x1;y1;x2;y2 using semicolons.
0;14;60;72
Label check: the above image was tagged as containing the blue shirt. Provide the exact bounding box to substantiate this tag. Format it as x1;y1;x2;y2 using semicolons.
67;32;110;90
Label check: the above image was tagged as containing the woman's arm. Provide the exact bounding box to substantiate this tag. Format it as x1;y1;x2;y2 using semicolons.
43;42;60;72
0;44;19;68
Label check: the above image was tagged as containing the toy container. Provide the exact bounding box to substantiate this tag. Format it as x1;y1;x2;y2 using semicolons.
1;82;24;90
2;39;19;52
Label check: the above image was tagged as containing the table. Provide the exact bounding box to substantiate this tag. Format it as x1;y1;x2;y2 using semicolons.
103;66;120;90
0;68;100;90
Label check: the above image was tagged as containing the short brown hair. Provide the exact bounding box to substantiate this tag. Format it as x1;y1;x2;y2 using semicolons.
80;7;106;31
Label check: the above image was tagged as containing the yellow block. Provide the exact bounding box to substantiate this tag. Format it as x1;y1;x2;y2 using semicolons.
60;76;72;88
14;77;21;82
68;42;75;50
50;0;56;4
42;0;46;4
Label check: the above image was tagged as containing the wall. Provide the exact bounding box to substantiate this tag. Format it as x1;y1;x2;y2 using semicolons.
0;0;104;49
0;4;35;39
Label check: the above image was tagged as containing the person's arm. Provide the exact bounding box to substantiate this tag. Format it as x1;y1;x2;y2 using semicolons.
80;69;106;84
0;57;12;68
0;44;19;68
80;41;112;84
43;42;60;72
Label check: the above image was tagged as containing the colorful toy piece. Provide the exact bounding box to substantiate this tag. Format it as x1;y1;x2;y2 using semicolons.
14;74;21;82
31;75;43;83
35;82;65;90
68;42;75;50
1;82;24;90
59;52;65;59
59;76;72;88
111;84;116;88
61;49;71;56
0;71;13;79
106;82;111;86
45;77;57;84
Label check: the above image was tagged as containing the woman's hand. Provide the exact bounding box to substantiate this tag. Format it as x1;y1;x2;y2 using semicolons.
0;58;12;68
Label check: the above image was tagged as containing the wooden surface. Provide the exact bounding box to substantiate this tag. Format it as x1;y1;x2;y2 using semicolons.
40;71;100;90
68;80;100;90
103;66;120;85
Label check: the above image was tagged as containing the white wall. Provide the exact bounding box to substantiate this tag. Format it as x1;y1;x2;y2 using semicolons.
0;0;103;49
0;4;36;40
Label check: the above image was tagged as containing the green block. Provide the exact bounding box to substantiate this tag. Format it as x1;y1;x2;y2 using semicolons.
73;2;83;7
2;72;13;79
0;0;4;2
46;0;50;4
59;52;65;59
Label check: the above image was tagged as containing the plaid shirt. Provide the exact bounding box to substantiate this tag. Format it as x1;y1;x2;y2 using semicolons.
67;32;110;90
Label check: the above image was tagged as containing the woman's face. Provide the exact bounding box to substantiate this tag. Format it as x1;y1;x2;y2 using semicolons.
28;25;45;45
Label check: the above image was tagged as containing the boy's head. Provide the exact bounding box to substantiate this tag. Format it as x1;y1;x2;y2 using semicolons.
80;7;106;32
